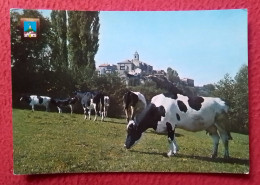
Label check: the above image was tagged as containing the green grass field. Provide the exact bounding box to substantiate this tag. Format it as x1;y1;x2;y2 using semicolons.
12;109;249;174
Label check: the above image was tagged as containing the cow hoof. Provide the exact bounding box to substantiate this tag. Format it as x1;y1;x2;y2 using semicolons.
167;152;176;157
211;154;217;159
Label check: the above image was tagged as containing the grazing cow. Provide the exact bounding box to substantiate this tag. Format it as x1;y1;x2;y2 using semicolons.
104;96;110;117
20;95;51;112
124;93;232;159
50;97;77;114
123;91;147;122
74;91;105;121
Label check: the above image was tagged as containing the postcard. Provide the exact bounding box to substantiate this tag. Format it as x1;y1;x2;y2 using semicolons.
11;9;249;174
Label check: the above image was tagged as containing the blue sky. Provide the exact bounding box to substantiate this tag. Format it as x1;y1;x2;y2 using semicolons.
95;10;248;86
11;9;248;86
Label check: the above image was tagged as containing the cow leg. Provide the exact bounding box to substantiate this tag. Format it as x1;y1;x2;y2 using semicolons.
166;122;178;157
215;113;230;159
100;105;104;122
46;103;50;112
130;106;135;120
125;108;129;122
88;109;92;120
83;106;87;119
206;125;220;158
31;105;35;112
93;104;98;121
69;105;73;114
215;124;230;159
57;106;62;113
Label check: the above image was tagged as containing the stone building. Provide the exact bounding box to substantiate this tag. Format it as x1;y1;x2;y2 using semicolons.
117;52;153;76
98;64;117;75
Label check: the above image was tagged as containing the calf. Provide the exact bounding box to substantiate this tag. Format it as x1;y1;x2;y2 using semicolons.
74;91;105;121
50;97;77;114
20;95;51;112
125;93;231;159
123;91;147;122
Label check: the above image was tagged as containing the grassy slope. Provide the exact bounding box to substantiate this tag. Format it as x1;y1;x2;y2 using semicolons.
12;109;249;174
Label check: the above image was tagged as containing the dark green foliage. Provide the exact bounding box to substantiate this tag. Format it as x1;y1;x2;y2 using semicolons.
212;65;248;134
130;80;167;103
167;67;180;84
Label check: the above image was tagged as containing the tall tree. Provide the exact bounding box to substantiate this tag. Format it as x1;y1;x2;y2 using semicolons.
79;11;100;71
67;11;82;71
50;10;68;71
67;11;100;72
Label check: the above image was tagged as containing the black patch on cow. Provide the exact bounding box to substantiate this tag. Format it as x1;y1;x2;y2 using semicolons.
135;103;165;132
176;113;180;121
188;96;204;111
166;122;175;141
163;92;178;100
37;96;43;104
177;100;187;113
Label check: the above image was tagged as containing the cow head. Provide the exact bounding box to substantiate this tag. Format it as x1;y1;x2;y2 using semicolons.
124;104;166;149
20;95;31;103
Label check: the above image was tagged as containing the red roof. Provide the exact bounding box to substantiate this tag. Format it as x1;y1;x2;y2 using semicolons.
99;64;110;67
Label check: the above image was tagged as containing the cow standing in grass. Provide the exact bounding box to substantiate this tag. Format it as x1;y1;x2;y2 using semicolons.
20;95;51;112
74;91;105;121
50;97;77;114
124;93;232;159
123;91;147;122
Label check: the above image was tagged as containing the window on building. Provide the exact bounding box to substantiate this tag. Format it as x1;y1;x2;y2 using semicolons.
120;65;125;70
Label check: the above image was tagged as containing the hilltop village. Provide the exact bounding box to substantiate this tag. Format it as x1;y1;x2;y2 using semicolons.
97;52;194;87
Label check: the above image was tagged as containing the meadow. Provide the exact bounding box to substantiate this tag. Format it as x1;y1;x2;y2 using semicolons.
13;109;249;174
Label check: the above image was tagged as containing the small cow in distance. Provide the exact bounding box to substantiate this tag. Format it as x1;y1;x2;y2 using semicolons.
74;91;105;121
125;93;232;159
20;95;51;112
50;97;77;114
123;91;147;122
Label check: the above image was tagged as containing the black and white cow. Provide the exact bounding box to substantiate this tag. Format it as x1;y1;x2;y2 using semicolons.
74;91;105;121
104;96;110;117
50;97;77;114
20;95;51;111
123;91;147;122
124;93;232;159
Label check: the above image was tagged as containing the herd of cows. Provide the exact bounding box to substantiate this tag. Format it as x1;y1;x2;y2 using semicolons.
19;84;233;159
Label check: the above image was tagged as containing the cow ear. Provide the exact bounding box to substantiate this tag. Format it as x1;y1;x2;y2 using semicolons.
157;105;166;117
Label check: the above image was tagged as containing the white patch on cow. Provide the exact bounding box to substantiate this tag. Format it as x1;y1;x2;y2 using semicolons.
127;120;135;130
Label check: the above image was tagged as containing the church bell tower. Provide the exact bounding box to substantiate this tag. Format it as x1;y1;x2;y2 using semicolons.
134;51;139;61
